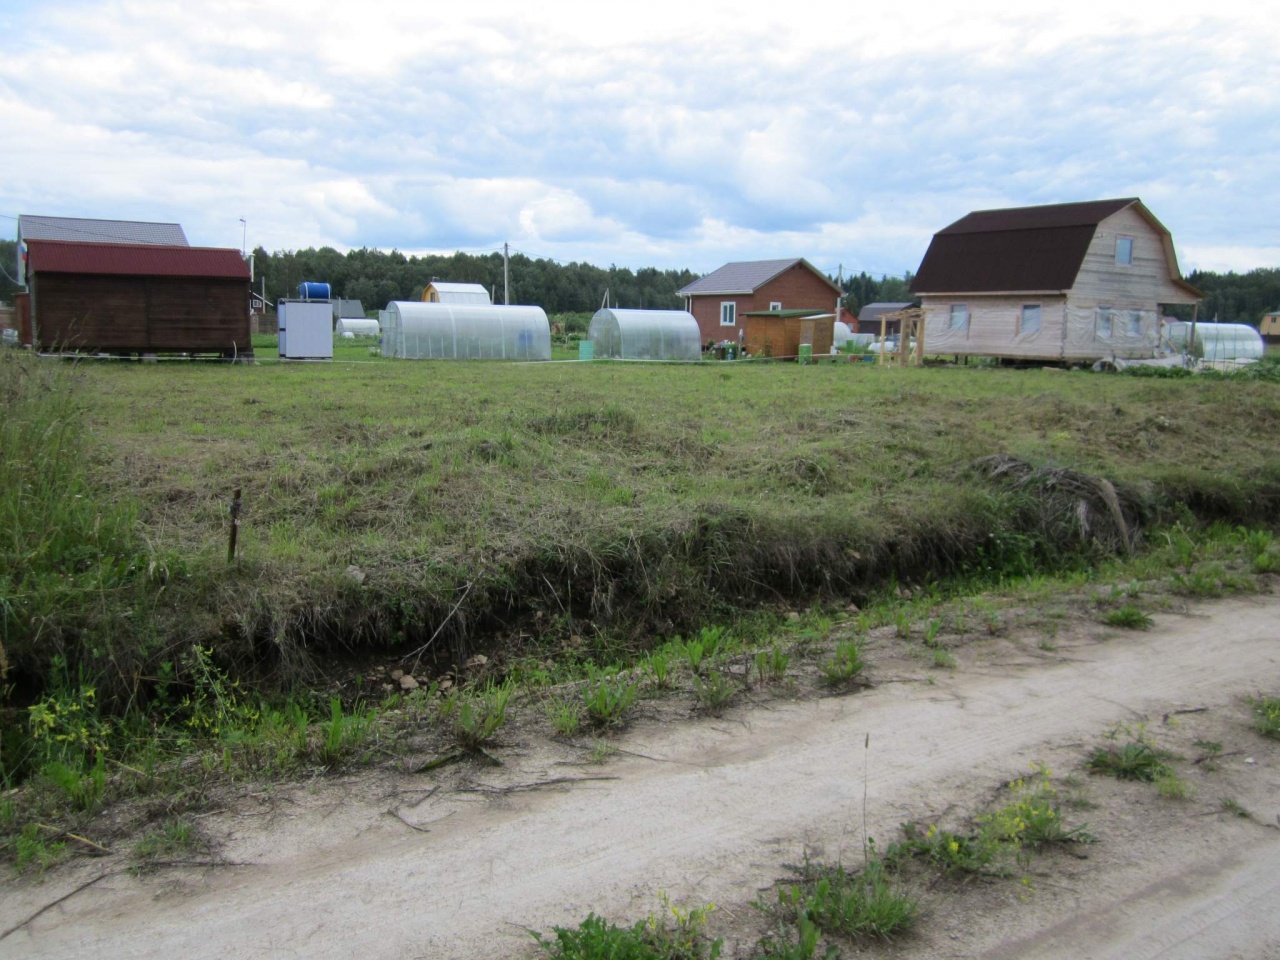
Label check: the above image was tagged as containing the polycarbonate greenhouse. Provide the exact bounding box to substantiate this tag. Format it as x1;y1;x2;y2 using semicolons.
587;308;701;361
1164;322;1264;362
385;302;551;360
335;317;379;337
832;320;854;349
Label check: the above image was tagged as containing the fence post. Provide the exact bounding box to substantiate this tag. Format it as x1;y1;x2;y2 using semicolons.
228;487;242;563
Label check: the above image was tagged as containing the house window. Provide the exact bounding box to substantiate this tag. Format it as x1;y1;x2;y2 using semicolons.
1126;310;1142;336
769;301;782;311
1116;237;1134;265
720;302;737;327
949;304;969;331
1097;307;1115;339
1020;304;1042;335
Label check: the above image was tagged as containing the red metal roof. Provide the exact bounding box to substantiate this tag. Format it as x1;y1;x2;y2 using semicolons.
25;239;250;280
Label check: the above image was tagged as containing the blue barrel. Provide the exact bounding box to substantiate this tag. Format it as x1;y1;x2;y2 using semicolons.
298;281;331;300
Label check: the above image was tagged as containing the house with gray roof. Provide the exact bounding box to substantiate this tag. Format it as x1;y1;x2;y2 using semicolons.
676;258;842;345
857;302;916;336
911;198;1201;362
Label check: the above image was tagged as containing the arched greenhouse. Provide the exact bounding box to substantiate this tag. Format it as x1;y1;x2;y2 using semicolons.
587;308;701;361
385;302;551;360
335;318;379;337
1163;322;1264;362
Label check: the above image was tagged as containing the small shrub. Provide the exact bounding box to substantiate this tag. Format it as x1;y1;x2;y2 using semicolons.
682;640;708;674
1250;695;1280;740
923;619;943;647
893;612;911;640
1102;605;1154;630
582;676;640;728
42;753;107;812
821;641;865;686
796;860;917;940
692;671;737;714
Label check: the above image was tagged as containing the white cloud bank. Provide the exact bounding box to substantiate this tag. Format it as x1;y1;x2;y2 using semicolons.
1;0;1277;277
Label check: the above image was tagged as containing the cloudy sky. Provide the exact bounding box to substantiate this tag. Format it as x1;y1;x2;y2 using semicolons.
1;1;1277;278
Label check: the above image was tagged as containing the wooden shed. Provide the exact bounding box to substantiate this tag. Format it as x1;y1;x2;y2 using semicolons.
24;240;252;357
1260;312;1280;345
743;309;834;359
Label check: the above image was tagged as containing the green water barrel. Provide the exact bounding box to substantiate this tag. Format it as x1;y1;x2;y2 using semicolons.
798;343;813;364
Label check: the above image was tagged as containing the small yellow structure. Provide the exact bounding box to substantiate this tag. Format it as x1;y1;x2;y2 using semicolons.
1260;311;1280;343
422;282;492;305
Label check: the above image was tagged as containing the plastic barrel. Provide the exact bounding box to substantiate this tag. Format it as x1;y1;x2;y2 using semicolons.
798;343;813;364
298;282;331;300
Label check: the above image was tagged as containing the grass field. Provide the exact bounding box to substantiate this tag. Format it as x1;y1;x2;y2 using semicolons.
5;341;1280;711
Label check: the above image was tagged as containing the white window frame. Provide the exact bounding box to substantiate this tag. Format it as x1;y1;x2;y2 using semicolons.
720;301;737;327
1116;236;1134;265
1097;307;1115;339
1020;303;1042;336
769;301;782;311
949;303;969;332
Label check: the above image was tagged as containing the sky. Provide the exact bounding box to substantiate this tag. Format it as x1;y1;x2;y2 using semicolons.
1;1;1277;278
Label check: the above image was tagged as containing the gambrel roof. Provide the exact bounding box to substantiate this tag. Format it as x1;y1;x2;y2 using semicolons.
911;198;1200;298
677;258;841;296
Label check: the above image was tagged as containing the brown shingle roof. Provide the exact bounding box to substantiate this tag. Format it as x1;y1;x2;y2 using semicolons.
911;198;1139;294
25;240;249;279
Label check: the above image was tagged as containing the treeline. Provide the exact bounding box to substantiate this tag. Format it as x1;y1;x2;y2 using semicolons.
839;271;915;316
252;246;698;315
1165;268;1280;324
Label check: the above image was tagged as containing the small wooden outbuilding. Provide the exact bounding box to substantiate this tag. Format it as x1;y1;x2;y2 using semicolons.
24;240;252;357
743;309;834;359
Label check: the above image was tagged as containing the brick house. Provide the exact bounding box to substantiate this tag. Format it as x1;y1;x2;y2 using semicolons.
677;258;842;346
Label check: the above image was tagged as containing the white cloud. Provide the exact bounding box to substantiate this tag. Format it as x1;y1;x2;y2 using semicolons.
0;0;1277;276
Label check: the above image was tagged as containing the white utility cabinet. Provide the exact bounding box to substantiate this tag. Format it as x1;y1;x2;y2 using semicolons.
278;301;333;359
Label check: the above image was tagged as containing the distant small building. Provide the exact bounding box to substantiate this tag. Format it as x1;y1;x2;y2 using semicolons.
911;198;1201;362
423;281;492;305
332;298;365;321
1260;311;1280;344
857;302;916;336
677;258;842;345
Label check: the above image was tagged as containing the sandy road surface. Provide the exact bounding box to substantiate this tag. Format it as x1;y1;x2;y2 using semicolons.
4;598;1279;959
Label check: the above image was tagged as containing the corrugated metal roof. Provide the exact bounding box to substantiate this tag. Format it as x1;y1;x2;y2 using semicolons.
26;240;250;279
679;258;813;296
912;199;1145;295
858;302;916;322
19;215;189;246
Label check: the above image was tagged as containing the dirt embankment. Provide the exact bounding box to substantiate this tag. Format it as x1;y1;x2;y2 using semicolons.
4;598;1279;959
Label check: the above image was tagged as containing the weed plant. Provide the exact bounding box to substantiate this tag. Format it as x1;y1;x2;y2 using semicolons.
755;647;790;684
133;817;196;861
546;698;582;737
532;895;722;959
315;698;373;767
692;672;737;714
1086;725;1173;782
14;823;68;875
820;641;865;686
582;676;640;728
445;682;513;750
1251;696;1280;740
1102;605;1154;629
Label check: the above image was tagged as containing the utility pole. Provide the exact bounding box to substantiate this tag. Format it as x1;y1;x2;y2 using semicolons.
503;242;510;305
239;218;247;256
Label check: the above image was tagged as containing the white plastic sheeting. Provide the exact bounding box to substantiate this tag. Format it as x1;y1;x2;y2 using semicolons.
832;321;853;349
335;318;379;337
1164;322;1264;362
379;310;394;357
386;302;551;360
587;308;701;361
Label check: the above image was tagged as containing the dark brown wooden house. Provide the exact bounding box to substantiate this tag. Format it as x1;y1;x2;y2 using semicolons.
677;258;842;346
24;240;252;357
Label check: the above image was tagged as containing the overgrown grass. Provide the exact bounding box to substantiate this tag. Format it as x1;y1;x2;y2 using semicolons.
532;895;722;959
1102;604;1154;629
1251;695;1280;740
1086;725;1174;782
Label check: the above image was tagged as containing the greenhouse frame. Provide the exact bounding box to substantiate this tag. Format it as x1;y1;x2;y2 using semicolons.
1163;322;1264;362
384;301;551;360
587;308;701;361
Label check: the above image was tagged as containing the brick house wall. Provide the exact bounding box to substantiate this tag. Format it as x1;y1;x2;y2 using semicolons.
687;262;840;345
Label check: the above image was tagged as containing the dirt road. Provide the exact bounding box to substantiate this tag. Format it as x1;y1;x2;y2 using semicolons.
5;597;1279;959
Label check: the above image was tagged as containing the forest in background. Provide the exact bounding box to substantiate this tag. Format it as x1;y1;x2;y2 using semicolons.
1;239;1277;325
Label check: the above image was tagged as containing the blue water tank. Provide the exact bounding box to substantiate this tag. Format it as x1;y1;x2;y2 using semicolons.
298;281;331;300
